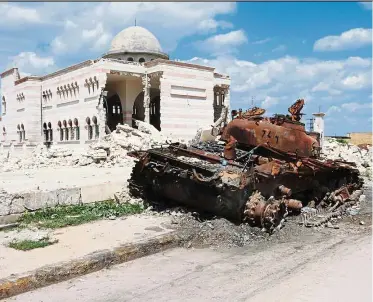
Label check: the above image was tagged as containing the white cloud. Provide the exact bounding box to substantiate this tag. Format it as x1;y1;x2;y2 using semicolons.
48;2;236;55
341;73;371;90
341;102;372;112
261;96;279;109
252;38;271;45
313;28;372;52
8;52;55;76
197;19;233;32
187;55;372;109
0;3;42;25
195;30;248;55
272;45;287;52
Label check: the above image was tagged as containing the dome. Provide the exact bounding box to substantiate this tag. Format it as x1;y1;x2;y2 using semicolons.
105;26;168;59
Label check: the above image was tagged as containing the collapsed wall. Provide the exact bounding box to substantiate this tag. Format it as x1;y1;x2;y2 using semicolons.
322;138;372;177
0;121;185;172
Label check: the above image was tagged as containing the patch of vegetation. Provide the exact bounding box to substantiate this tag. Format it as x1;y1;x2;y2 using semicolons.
18;200;144;229
336;138;348;145
8;238;57;251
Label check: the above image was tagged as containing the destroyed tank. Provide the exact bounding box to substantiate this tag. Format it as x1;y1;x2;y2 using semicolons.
128;99;363;232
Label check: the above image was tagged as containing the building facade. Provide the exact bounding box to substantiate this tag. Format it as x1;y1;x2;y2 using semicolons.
0;26;230;153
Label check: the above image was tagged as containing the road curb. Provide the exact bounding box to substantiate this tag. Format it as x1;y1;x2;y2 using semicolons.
0;232;185;300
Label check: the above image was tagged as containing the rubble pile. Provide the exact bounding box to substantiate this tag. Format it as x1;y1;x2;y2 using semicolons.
323;138;372;177
0;121;184;172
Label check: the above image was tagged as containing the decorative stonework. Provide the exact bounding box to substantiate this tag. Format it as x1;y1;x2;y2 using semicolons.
42;89;52;102
57;81;79;99
16;93;25;102
109;70;142;77
84;76;99;94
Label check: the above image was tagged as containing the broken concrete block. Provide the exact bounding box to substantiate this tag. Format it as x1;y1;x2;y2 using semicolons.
57;188;82;206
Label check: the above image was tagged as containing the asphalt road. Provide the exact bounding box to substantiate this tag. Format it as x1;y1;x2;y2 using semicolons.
7;231;372;302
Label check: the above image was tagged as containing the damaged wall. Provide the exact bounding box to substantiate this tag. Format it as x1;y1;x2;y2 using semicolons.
159;65;215;140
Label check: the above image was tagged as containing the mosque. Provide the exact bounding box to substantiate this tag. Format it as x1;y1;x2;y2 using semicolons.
0;25;230;152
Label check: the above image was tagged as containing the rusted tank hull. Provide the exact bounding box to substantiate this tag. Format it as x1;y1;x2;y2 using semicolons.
221;118;319;158
128;142;362;232
129;149;251;221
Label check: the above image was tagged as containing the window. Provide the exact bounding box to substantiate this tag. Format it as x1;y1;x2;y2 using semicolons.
2;96;6;115
58;121;63;141
86;117;93;140
63;120;69;141
74;118;80;140
68;119;74;140
127;57;134;62
20;124;25;142
48;122;53;141
43;123;48;141
92;116;99;139
139;58;145;63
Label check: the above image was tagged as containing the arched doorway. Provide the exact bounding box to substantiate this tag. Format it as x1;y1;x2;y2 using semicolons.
132;90;161;130
132;92;145;128
104;94;123;132
150;96;161;131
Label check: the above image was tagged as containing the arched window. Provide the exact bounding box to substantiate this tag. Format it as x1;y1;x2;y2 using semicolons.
127;57;134;62
139;58;145;63
43;123;48;141
2;96;6;115
20;124;25;142
74;118;80;140
63;120;69;141
2;126;6;140
92;116;99;139
86;117;93;140
68;119;74;140
58;121;63;141
48;122;53;141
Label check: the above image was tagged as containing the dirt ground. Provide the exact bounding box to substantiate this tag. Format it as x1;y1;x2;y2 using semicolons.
149;180;372;250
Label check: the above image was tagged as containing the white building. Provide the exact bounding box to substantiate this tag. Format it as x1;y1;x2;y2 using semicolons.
0;26;230;153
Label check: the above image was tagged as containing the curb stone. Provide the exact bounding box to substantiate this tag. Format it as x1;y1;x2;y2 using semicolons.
0;232;185;300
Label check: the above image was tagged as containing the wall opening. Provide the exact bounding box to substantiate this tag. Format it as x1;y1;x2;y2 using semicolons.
150;96;161;131
104;94;123;132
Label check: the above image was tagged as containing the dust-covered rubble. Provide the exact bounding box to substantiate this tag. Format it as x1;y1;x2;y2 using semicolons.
0;121;185;172
323;138;372;176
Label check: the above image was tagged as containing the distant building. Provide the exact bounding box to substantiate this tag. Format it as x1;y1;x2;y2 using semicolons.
347;132;372;145
0;26;230;153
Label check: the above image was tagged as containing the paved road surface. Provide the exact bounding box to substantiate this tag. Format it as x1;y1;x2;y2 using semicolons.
7;232;372;302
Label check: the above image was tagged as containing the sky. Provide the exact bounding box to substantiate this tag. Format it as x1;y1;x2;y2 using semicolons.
0;2;372;136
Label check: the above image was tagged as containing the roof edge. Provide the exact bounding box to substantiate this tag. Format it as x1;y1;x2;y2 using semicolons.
145;59;215;72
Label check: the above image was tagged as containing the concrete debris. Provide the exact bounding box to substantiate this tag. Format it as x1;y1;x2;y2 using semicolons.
113;187;143;206
0;228;53;246
0;122;185;172
323;138;372;176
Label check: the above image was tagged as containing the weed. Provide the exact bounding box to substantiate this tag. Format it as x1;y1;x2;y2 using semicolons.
8;238;57;251
18;200;143;229
336;138;348;145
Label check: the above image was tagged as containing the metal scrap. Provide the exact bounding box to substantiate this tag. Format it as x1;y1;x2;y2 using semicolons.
128;99;363;233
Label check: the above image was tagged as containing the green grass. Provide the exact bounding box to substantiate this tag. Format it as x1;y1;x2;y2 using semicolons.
18;200;144;229
336;138;348;145
8;238;57;251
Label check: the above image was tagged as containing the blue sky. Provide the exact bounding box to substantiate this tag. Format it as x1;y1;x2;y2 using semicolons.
0;2;372;136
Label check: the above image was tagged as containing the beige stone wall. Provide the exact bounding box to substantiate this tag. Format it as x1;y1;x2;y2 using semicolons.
348;132;372;145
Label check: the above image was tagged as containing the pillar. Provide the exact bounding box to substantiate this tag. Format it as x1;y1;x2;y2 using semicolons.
142;74;150;124
313;112;325;150
95;73;108;138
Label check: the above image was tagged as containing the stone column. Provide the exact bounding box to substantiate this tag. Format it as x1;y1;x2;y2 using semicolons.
142;74;150;124
95;73;108;137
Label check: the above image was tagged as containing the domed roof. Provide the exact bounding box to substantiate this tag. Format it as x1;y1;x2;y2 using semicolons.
106;26;167;58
